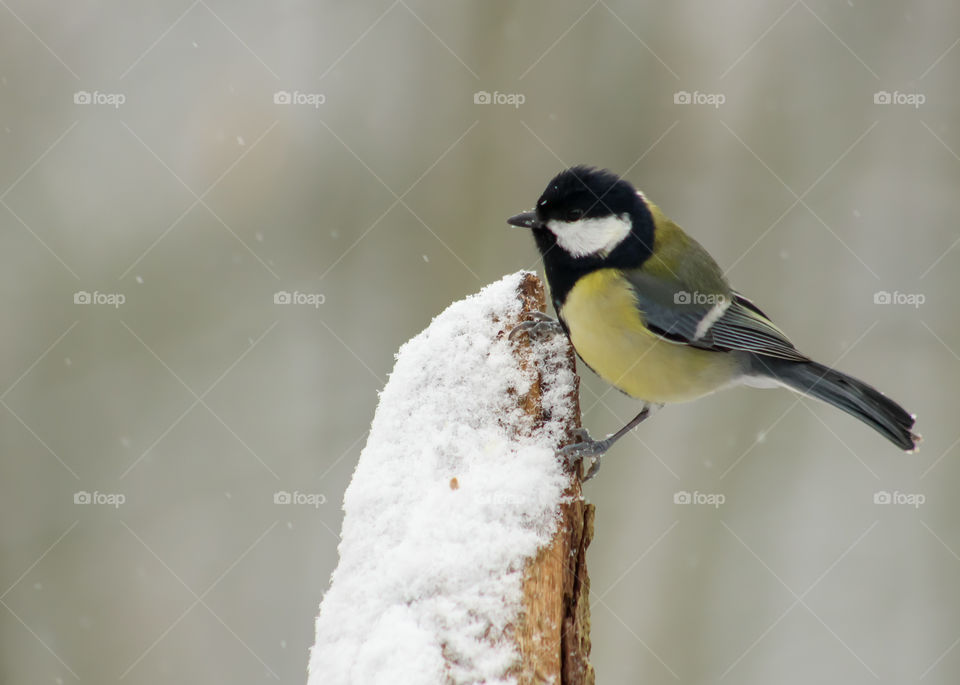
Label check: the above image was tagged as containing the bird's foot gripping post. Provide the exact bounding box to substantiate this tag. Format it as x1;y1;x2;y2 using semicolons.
560;404;661;480
309;272;594;685
508;310;565;342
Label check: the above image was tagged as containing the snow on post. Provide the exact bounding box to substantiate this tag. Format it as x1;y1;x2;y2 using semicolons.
308;272;594;685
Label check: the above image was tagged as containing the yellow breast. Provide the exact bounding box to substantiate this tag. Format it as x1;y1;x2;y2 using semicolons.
559;269;741;403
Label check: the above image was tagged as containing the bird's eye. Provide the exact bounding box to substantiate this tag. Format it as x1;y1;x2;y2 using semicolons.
565;208;584;221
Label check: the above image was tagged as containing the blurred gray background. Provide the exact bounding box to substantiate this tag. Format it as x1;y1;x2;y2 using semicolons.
1;1;958;683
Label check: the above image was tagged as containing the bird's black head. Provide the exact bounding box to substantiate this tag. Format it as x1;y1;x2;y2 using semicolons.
536;165;641;224
507;166;655;306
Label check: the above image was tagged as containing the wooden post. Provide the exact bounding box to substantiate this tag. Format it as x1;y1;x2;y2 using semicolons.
309;272;593;685
509;273;595;685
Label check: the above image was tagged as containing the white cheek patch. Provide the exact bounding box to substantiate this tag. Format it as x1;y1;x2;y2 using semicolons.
545;213;632;258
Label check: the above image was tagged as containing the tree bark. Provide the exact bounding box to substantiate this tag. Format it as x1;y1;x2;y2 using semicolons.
508;273;594;685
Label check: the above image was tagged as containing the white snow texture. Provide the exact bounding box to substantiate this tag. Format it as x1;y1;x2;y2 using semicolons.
308;271;576;685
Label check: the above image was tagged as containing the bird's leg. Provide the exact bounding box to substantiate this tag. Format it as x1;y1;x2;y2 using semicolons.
508;310;565;341
561;403;663;480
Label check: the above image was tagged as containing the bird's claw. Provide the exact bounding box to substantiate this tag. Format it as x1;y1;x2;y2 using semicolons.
560;428;610;481
522;311;556;323
508;311;564;341
569;427;591;444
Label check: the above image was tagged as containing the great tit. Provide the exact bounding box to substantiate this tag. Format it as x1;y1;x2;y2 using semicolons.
508;165;919;477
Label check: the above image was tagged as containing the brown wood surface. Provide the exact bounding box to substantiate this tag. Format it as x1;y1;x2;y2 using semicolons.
506;273;595;685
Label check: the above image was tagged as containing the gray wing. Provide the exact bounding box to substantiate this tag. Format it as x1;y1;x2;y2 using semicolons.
624;270;809;362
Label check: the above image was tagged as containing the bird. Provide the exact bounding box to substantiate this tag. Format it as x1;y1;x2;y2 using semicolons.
507;165;919;478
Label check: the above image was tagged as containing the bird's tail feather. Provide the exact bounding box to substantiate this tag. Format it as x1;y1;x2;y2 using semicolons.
751;357;920;451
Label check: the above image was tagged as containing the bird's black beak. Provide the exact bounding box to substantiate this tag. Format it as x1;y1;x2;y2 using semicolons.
506;211;541;229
